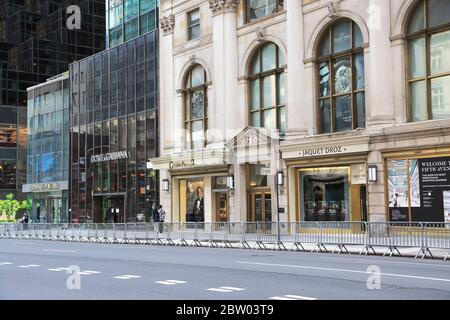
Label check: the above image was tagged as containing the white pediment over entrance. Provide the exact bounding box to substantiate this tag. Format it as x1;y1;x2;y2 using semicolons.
226;127;282;164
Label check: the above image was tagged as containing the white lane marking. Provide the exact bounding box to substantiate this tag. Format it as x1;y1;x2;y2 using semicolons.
43;249;77;253
114;275;141;280
269;295;317;300
155;280;187;285
319;256;450;268
83;270;101;274
284;295;317;300
220;287;245;291
48;268;70;272
0;262;13;266
207;288;234;293
18;264;40;268
207;287;246;293
156;281;178;285
235;261;450;283
12;242;35;245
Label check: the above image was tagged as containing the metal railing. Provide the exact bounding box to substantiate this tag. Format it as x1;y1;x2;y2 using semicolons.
1;222;449;260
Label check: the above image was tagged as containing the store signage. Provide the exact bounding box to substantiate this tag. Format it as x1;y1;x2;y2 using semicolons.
90;151;129;163
351;164;367;185
23;181;69;193
283;143;369;159
169;159;195;169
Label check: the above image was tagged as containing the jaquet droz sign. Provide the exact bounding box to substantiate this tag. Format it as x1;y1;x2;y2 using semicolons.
90;151;129;163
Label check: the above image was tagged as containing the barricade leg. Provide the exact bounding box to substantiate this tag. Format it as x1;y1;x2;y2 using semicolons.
289;242;305;252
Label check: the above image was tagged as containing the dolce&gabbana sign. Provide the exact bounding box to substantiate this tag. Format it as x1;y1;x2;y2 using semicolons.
91;151;129;163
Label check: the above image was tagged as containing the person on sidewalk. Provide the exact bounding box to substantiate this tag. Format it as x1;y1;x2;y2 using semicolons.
152;203;160;232
158;205;165;233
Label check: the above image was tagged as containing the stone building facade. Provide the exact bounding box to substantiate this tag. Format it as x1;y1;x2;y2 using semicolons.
153;0;450;225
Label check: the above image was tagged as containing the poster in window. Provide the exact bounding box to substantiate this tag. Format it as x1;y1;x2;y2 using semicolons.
387;160;409;221
412;156;450;222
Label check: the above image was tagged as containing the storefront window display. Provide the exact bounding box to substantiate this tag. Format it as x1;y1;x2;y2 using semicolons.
388;156;450;222
300;167;350;222
186;179;205;223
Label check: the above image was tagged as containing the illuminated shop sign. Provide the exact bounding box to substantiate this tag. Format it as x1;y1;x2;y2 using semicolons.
90;151;129;163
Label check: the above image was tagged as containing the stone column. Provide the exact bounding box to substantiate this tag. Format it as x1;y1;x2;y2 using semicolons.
367;0;395;127
160;14;176;150
209;0;240;144
286;0;309;138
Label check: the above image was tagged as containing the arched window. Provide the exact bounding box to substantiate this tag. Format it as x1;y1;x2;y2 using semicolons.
407;0;450;122
317;19;365;133
249;42;286;134
184;65;208;149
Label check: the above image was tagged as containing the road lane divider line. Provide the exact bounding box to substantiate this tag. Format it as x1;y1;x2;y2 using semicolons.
0;262;13;266
114;275;141;280
18;264;40;268
269;296;296;300
284;295;317;300
235;261;450;283
42;249;78;253
207;287;246;293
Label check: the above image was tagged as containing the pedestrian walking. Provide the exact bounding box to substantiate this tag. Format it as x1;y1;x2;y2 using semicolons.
152;203;160;232
158;205;165;233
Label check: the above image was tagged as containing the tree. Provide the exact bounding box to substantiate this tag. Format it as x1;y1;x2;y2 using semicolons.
0;193;26;222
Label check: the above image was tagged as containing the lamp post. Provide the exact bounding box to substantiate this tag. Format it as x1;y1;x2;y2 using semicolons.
276;171;284;245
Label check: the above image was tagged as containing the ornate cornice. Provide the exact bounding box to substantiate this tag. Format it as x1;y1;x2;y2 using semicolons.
160;14;175;34
208;0;240;16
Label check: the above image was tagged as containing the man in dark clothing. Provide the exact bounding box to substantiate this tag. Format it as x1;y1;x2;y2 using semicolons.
152;203;160;232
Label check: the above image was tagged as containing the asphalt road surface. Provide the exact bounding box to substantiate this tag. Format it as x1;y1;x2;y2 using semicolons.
0;239;449;300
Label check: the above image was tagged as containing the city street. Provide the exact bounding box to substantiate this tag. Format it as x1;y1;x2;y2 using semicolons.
0;239;449;300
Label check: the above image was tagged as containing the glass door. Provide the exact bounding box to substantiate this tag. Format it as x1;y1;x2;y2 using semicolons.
249;192;272;222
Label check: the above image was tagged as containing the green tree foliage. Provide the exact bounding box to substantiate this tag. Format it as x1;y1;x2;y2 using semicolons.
0;193;27;222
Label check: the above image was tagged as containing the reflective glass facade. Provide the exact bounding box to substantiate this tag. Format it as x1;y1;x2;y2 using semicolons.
24;74;70;223
70;31;159;223
106;0;158;48
0;0;105;202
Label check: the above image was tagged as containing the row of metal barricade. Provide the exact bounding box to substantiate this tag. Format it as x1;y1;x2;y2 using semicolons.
0;221;449;260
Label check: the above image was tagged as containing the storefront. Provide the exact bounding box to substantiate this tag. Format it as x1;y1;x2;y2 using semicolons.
25;73;70;223
69;31;159;223
22;182;69;223
282;136;370;223
151;148;232;223
384;147;450;223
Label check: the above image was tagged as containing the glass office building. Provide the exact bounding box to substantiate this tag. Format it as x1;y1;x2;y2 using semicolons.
23;73;70;223
0;0;105;203
69;30;159;223
106;0;158;47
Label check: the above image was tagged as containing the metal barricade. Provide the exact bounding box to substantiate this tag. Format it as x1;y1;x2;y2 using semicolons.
209;223;231;248
290;222;323;252
196;223;211;246
423;223;450;260
178;222;197;246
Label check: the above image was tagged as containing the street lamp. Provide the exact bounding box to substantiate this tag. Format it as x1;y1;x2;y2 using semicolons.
226;175;234;189
162;179;170;191
368;165;378;183
275;171;284;247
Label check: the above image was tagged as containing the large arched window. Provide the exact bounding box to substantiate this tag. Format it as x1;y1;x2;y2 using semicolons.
317;19;365;134
249;42;286;134
407;0;450;122
184;65;208;149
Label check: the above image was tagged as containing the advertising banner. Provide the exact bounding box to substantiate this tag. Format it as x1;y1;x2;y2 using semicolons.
388;156;450;222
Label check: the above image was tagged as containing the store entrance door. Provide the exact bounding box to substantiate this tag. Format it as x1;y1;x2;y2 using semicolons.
248;192;272;223
93;194;125;223
45;197;63;223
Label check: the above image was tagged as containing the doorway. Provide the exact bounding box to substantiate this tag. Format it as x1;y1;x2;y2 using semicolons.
93;195;125;223
248;192;272;222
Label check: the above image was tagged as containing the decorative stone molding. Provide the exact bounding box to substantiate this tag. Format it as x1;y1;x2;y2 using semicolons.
327;0;341;20
209;0;240;16
256;27;266;42
160;14;175;34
